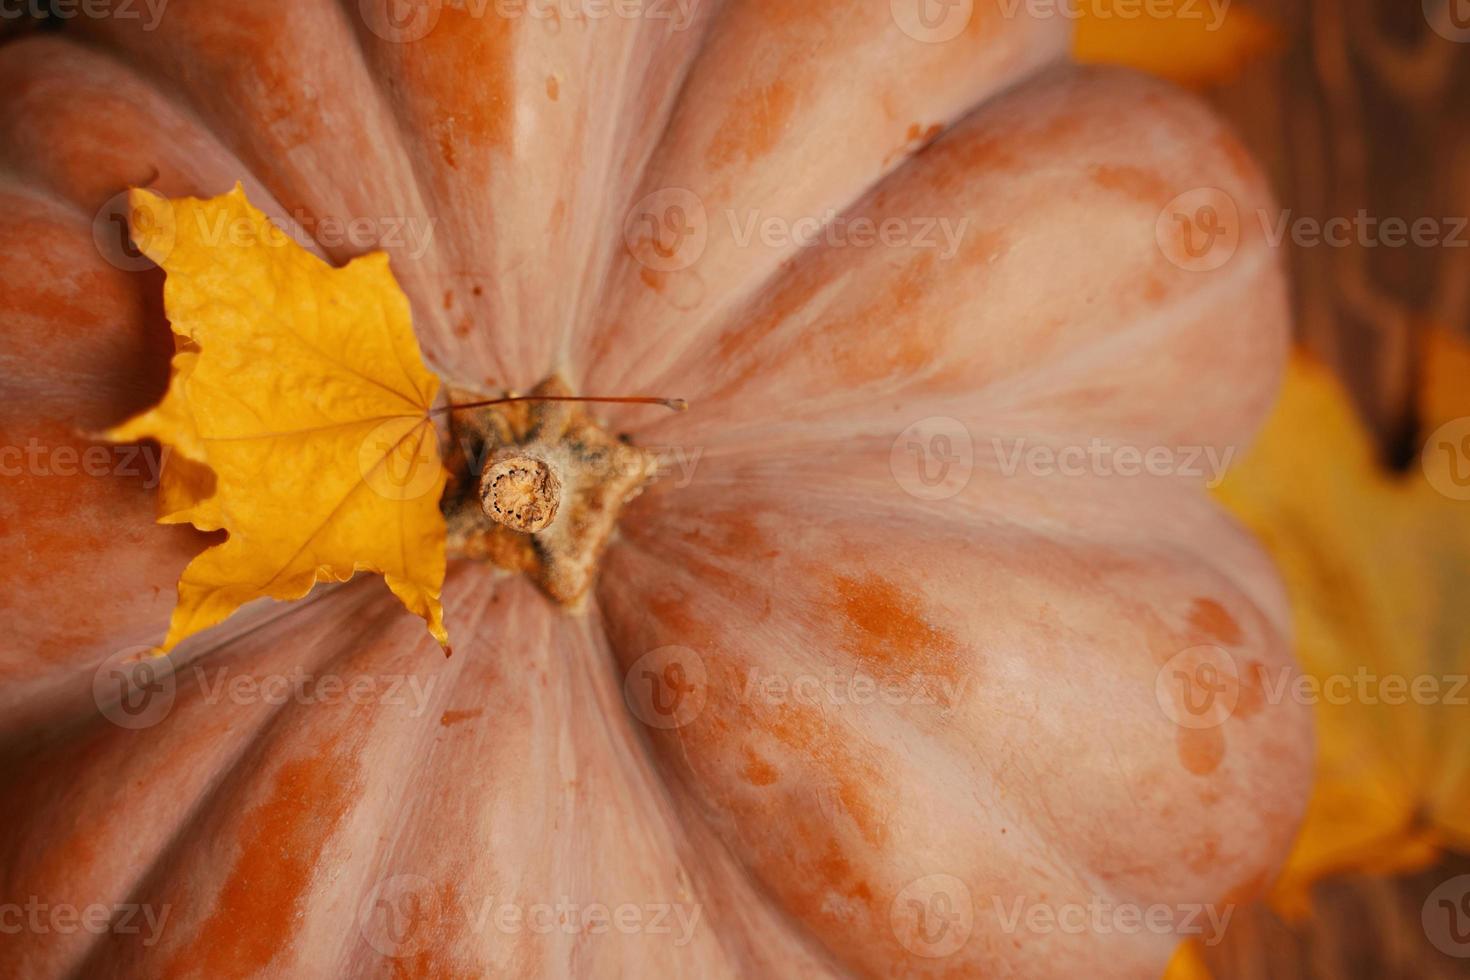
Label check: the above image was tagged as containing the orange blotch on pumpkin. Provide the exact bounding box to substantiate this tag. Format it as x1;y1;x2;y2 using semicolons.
1176;725;1225;775
829;572;961;683
1188;597;1243;645
742;747;779;786
737;685;889;846
647;587;719;651
887;122;945;166
435;126;459;169
1088;163;1168;205
705;81;797;170
1231;661;1268;720
680;511;777;561
440;708;483;727
805;251;950;387
741;0;840;30
705;259;827;395
388;881;481;980
639;267;665;292
166;737;361;978
379;8;515;158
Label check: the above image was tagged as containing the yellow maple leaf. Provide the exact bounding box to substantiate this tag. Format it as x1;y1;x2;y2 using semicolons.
1071;0;1281;88
1213;333;1470;917
107;185;450;653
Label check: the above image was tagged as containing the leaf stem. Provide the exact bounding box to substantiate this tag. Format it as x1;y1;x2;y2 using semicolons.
431;394;687;416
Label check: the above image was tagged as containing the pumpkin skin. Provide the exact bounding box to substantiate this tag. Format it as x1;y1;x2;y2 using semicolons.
0;1;1313;977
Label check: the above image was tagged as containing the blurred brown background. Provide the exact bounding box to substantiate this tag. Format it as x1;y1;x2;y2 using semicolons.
1209;0;1470;472
1202;5;1469;975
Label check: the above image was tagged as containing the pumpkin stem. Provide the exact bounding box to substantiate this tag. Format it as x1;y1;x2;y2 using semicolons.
479;451;561;533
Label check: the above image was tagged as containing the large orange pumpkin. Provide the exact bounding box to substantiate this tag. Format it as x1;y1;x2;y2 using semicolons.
0;2;1310;977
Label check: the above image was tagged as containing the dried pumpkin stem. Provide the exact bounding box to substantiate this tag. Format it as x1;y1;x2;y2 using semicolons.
479;451;562;533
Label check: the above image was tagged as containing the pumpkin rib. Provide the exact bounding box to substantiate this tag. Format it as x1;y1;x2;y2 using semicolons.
326;0;517;385
608;64;1286;463
576;3;1074;396
597;511;1288;976
330;0;721;389
557;608;846;978
82;580;463;979
620;244;1282;472
0;37;287;225
0;186;198;717
546;9;721;375
0;576;411;979
597;528;1142;894
71;2;477;381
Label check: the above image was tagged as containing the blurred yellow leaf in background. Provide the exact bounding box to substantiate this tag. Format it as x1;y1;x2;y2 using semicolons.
1215;333;1470;915
1072;0;1280;88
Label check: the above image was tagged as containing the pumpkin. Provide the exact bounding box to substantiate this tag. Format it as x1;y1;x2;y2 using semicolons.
0;2;1311;977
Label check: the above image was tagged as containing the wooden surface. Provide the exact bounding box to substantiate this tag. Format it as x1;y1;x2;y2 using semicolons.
1205;10;1469;969
1202;852;1470;978
1209;0;1470;467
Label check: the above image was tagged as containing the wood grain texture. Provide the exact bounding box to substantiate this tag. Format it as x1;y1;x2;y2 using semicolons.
1202;852;1470;978
1208;0;1470;467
